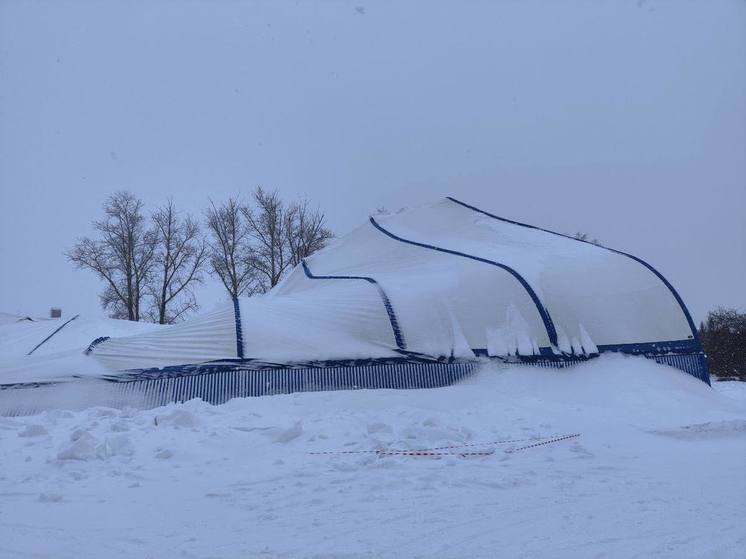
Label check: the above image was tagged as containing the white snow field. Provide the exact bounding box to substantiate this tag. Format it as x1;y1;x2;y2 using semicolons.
1;355;744;558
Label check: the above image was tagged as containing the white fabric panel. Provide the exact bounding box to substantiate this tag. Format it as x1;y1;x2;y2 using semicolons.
0;316;160;360
375;199;693;348
283;218;552;356
90;303;238;370
241;282;400;362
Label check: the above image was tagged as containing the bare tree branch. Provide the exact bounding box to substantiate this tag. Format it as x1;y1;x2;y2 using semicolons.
242;187;291;292
148;199;208;324
66;191;155;321
204;197;259;298
284;199;334;267
205;189;334;299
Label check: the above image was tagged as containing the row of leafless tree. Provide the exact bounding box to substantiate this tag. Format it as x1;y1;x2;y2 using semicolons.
67;188;333;323
699;308;746;379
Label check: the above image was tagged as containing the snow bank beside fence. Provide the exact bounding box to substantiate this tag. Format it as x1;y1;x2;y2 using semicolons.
0;356;744;558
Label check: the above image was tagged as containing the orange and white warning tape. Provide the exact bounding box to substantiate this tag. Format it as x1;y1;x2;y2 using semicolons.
308;437;533;456
309;433;579;457
376;449;495;458
504;433;580;453
393;436;560;453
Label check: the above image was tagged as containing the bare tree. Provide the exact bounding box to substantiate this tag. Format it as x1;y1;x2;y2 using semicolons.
242;187;291;292
205;197;258;298
285;199;334;267
67;191;156;321
205;188;334;298
699;307;746;379
148;200;207;324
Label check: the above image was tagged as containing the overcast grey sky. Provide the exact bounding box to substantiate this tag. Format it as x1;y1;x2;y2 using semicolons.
0;0;744;324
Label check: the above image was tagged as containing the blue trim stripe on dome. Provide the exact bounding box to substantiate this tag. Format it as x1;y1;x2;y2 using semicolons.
85;336;111;355
368;217;559;348
232;297;244;359
27;314;80;356
301;260;407;351
446;196;701;344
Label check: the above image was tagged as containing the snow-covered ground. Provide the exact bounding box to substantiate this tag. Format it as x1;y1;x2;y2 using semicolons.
1;355;744;558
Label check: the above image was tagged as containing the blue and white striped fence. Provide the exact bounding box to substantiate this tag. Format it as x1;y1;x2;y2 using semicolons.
0;348;709;416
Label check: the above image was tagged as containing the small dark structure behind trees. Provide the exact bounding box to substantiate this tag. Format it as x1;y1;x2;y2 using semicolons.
699;308;746;380
68;187;333;323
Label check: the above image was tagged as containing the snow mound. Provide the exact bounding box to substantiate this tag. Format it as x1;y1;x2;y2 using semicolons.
0;356;744;558
651;419;746;440
56;430;134;461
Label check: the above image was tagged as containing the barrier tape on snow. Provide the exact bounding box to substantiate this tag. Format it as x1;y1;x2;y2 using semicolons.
377;449;495;458
397;437;556;452
309;433;580;457
503;433;580;453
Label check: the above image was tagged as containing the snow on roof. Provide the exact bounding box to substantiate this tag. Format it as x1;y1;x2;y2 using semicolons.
0;198;704;386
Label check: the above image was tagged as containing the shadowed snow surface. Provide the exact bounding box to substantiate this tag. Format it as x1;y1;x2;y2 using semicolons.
0;356;744;558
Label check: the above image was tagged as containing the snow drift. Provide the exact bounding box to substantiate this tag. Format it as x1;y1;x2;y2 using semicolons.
0;357;743;558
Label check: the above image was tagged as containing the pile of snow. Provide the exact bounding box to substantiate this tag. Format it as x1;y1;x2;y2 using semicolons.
0;314;160;359
0;355;744;558
0;312;38;326
0;315;162;384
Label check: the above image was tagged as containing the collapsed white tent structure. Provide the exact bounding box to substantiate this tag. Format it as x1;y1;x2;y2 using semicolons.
1;198;709;413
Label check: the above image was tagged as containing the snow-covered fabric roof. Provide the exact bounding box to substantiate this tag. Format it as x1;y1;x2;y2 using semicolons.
87;197;699;373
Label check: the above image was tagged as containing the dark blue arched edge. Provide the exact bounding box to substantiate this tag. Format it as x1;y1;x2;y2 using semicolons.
232;297;245;359
27;314;80;356
368;216;559;348
85;336;111;355
446;196;701;343
302;260;407;350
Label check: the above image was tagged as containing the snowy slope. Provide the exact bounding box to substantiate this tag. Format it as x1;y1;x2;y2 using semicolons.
0;315;163;386
0;356;744;558
0;312;38;326
0;314;161;359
